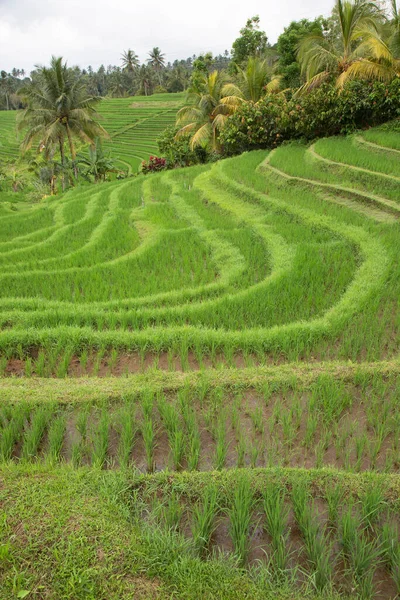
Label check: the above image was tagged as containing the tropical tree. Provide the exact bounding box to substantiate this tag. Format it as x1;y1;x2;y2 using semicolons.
275;18;326;89
121;49;140;72
0;71;13;110
166;64;190;92
175;70;231;150
136;64;155;95
231;16;269;67
77;138;115;182
148;47;166;85
220;56;271;106
18;56;108;178
297;0;399;91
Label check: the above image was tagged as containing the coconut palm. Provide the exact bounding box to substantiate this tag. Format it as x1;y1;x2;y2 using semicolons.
297;0;399;91
148;47;166;85
18;56;107;177
136;64;155;96
175;70;231;151
121;49;139;72
220;56;271;108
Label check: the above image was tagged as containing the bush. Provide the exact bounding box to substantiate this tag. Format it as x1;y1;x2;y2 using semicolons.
141;156;167;174
220;78;400;155
154;85;168;94
157;127;210;168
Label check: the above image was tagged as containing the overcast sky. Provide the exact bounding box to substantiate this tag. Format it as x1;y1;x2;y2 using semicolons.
0;0;335;73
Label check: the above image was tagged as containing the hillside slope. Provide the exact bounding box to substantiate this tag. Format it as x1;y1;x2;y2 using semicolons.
0;123;399;599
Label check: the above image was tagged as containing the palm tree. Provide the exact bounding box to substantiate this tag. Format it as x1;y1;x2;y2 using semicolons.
297;0;399;91
136;65;154;96
220;56;271;108
18;56;108;178
148;47;166;85
0;71;12;110
121;49;139;72
175;70;231;150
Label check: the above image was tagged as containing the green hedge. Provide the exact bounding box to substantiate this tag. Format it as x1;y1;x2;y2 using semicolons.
220;79;400;155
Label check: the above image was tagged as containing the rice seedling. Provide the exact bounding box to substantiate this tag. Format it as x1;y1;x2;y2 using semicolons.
227;475;256;566
0;405;28;461
236;434;246;468
142;415;156;473
46;413;66;463
250;443;260;468
76;407;90;442
71;441;83;468
324;484;344;527
117;406;138;468
361;484;386;530
191;484;219;556
158;394;185;470
187;428;201;471
79;349;89;372
213;412;228;471
21;406;52;461
158;491;183;531
34;350;46;377
340;507;383;599
56;345;74;378
24;357;32;377
91;410;110;468
381;522;400;593
250;406;264;436
263;483;290;575
108;348;118;371
354;433;368;472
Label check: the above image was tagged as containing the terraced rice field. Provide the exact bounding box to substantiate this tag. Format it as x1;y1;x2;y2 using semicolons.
0;110;20;162
1;123;400;599
97;93;184;172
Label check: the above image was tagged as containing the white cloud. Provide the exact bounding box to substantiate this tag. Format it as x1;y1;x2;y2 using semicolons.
0;0;335;73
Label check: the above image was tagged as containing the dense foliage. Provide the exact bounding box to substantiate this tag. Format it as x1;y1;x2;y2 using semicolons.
275;18;326;89
220;79;400;154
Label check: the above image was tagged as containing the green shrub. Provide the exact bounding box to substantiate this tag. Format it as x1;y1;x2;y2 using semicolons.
157;126;212;168
220;79;400;155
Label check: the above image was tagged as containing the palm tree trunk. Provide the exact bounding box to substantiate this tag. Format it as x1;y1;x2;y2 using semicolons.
59;137;66;192
65;124;78;178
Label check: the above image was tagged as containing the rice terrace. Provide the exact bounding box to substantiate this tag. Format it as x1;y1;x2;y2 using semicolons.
1;2;400;599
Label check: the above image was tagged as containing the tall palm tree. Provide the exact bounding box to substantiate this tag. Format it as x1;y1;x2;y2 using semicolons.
18;56;108;177
148;47;166;85
121;49;139;72
297;0;399;91
0;71;13;110
219;56;271;108
175;70;231;150
136;65;154;96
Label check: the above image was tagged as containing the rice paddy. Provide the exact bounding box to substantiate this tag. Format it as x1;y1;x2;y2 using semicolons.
97;93;184;173
0;113;399;599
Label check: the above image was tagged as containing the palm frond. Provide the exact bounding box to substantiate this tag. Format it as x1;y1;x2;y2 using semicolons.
295;70;331;95
190;122;213;149
336;58;398;87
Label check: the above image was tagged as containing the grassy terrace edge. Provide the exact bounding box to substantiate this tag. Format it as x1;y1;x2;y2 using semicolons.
1;463;400;599
1;359;399;404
